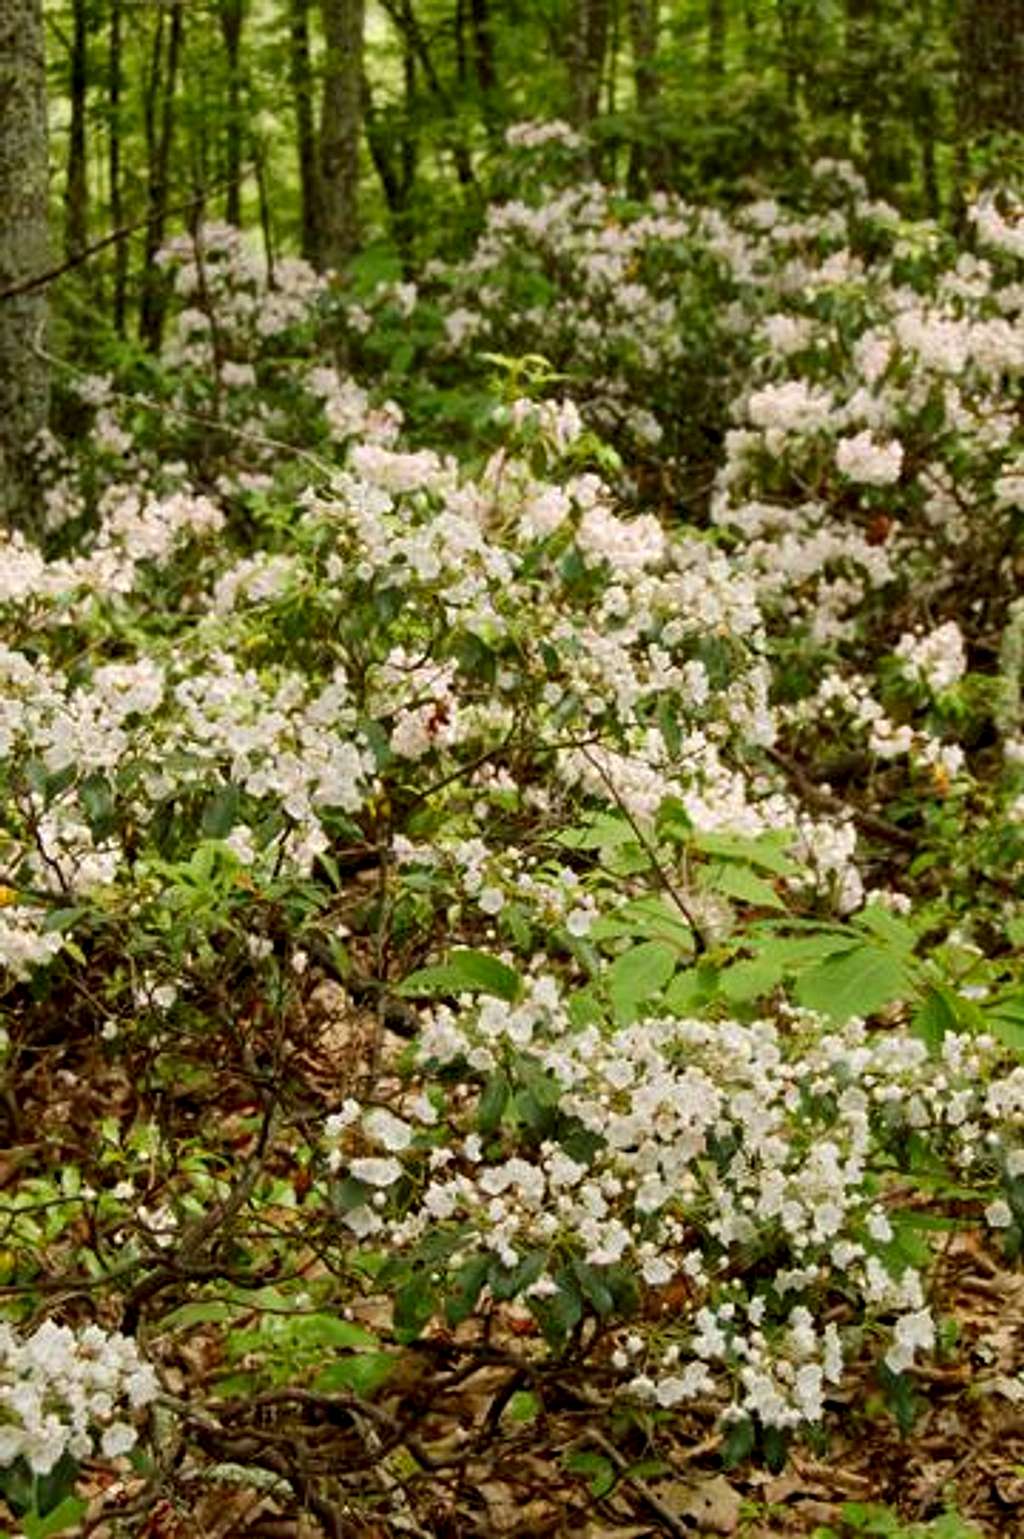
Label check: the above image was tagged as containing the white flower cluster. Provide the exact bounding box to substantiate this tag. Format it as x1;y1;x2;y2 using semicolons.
894;621;968;694
324;978;1023;1430
0;1321;158;1476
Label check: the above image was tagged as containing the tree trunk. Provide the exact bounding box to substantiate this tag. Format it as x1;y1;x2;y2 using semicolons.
957;0;1024;148
288;0;321;264
139;0;184;352
218;0;245;225
570;0;610;136
109;0;128;334
381;0;476;189
318;0;365;270
0;0;50;534
469;0;499;139
65;0;89;261
626;0;663;193
707;0;726;78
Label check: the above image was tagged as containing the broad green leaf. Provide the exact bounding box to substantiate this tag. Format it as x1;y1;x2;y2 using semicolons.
590;894;693;945
852;904;917;955
912;986;960;1052
608;939;677;1023
794;945;914;1021
398;949;520;1002
664;961;719;1015
21;1496;88;1539
708;862;786;910
312;1352;396;1398
564;1449;617;1498
718;953;787;1002
693;830;798;876
290;1315;377;1350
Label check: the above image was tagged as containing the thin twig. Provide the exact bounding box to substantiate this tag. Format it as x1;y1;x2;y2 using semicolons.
0;175;248;303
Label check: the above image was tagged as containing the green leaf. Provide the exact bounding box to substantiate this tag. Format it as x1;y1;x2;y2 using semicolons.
721;1416;756;1466
42;907;88;934
708;862;785;910
398;949;520;1002
912;986;960;1053
477;1070;510;1134
852;904;917;955
564;1449;617;1499
664;961;719;1015
693;831;798;876
201;784;240;839
446;1255;491;1325
608;939;677;1023
290;1314;378;1350
78;774;115;837
312;1352;396;1398
718;953;786;1002
393;1276;437;1343
489;1249;546;1301
21;1496;88;1539
794;945;914;1022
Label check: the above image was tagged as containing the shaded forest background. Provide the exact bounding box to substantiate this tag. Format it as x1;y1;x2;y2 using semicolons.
34;0;1024;350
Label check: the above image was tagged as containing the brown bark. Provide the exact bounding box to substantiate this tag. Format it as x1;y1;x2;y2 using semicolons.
288;0;321;264
626;0;664;193
218;0;245;225
139;0;185;352
957;0;1024;144
570;0;610;133
65;0;89;261
318;0;365;269
109;0;128;334
0;0;50;534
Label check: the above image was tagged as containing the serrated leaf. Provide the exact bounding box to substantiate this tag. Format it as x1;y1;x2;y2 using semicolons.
794;945;914;1021
608;939;677;1023
852;904;917;955
708;862;786;910
719;953;787;1002
398;949;520;1002
693;831;798;875
912;986;960;1052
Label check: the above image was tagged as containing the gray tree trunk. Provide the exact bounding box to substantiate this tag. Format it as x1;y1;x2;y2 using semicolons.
0;0;50;535
319;0;365;271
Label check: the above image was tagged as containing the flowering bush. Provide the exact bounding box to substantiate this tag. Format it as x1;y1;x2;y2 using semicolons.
2;154;1023;1532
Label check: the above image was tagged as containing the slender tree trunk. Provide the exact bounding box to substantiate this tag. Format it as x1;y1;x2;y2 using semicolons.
916;0;941;218
65;0;89;261
108;0;127;334
570;0;610;127
139;0;184;352
469;0;499;139
218;0;245;224
319;0;365;270
707;0;726;78
845;0;881;184
382;0;476;187
627;0;662;193
0;0;50;534
957;0;1024;152
570;0;610;171
288;0;321;264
